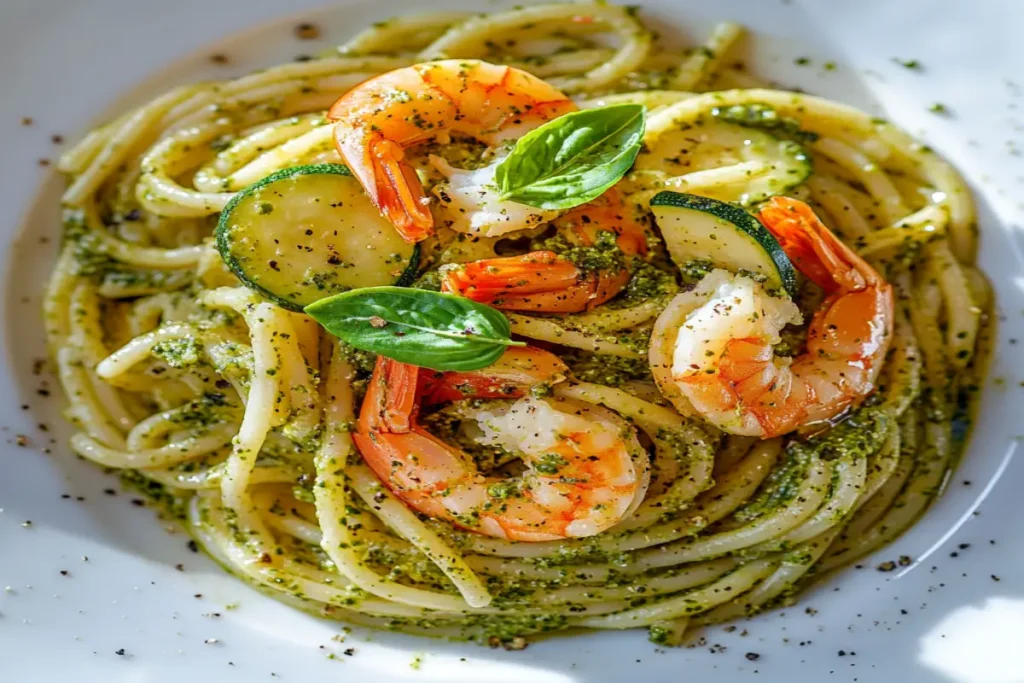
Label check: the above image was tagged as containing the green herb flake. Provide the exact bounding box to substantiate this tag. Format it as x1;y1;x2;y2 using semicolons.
893;58;922;70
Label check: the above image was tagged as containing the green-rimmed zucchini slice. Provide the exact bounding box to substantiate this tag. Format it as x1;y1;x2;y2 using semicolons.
650;191;797;297
637;118;812;206
216;163;419;311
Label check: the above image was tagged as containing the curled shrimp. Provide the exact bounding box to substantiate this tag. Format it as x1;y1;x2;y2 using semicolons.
328;59;576;242
353;346;651;541
438;188;649;313
652;197;894;438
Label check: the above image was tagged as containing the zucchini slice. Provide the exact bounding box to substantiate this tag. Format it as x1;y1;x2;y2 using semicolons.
216;164;419;311
650;191;797;297
636;119;812;206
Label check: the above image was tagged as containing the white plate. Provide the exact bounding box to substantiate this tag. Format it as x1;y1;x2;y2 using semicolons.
2;1;1023;681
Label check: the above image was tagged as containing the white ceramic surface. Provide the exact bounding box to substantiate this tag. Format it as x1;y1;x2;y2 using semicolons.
2;1;1023;681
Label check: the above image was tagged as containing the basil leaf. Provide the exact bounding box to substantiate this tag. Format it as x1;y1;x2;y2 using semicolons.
495;103;645;210
304;286;524;371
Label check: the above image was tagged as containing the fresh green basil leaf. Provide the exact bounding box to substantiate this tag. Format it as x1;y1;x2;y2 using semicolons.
304;286;524;371
495;103;645;210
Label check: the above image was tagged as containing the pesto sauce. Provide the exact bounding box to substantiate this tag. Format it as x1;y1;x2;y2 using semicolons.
152;336;204;369
118;469;189;521
102;267;193;294
711;103;819;143
410;269;443;291
732;444;811;523
363;542;453;590
563;349;652;386
797;405;890;462
735;406;889;523
530;228;627;276
63;210;118;276
616;259;678;306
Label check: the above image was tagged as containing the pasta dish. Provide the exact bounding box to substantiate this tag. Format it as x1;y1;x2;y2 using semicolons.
45;1;992;647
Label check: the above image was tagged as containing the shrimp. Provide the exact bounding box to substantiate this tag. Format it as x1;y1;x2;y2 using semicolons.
438;189;649;313
328;59;576;243
352;346;651;541
653;197;894;438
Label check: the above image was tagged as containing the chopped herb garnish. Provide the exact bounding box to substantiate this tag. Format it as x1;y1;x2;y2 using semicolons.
893;58;922;70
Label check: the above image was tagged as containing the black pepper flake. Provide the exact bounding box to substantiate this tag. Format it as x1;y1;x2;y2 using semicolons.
104;488;116;496
209;53;229;64
958;543;970;550
60;570;69;576
15;435;28;447
295;22;321;40
898;555;912;566
51;134;64;144
175;564;184;571
992;574;1001;582
131;498;145;507
187;540;199;553
745;652;761;661
876;561;897;572
839;650;847;656
343;648;355;656
115;649;125;656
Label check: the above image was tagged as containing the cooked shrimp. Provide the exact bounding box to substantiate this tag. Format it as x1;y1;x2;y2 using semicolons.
353;346;650;541
438;189;649;313
653;197;894;438
328;59;576;242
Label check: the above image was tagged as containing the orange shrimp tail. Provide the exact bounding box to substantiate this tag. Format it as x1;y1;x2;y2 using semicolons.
758;196;895;358
441;252;579;300
441;251;621;313
758;197;873;292
360;356;420;434
557;188;649;257
420;346;568;404
371;139;434;243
